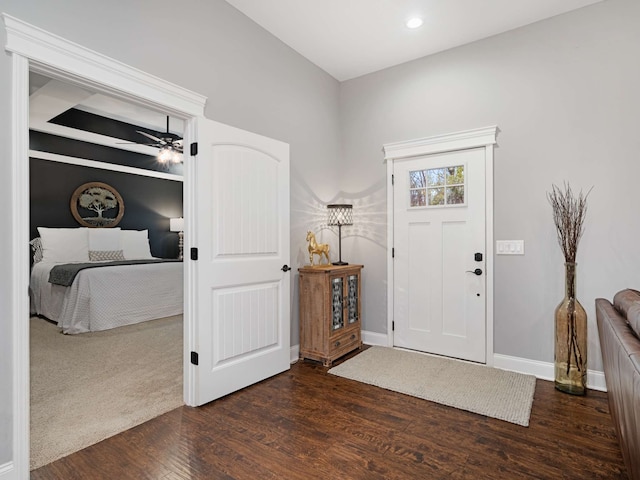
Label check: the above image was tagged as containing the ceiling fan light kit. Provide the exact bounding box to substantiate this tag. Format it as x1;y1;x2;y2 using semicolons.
158;145;182;164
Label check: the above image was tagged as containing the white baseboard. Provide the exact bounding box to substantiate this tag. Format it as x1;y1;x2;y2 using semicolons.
493;354;554;381
362;330;388;346
587;369;607;392
0;462;15;480
290;344;300;364
493;353;607;392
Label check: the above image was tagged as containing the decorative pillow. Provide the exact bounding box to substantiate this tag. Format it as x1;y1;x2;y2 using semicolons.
614;289;640;338
627;305;640;339
88;227;121;251
120;230;153;260
37;227;90;263
29;237;44;264
89;250;125;262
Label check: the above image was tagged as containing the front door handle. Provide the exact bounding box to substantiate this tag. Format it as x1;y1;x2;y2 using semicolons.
281;265;291;272
466;268;483;276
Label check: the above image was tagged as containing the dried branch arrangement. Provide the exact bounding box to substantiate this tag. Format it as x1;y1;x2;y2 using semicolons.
547;183;591;263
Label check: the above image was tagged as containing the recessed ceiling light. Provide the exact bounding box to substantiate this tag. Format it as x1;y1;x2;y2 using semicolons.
406;17;423;29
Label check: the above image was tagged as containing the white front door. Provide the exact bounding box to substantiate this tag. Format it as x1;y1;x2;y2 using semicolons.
192;118;290;405
393;147;486;363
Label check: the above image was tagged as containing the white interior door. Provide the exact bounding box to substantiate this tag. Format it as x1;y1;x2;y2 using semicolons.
393;147;486;363
192;118;290;405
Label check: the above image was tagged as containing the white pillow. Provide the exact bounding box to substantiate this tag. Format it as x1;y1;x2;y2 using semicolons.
120;230;153;260
37;227;89;263
89;227;121;251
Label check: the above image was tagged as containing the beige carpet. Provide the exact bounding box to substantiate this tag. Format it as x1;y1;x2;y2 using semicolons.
329;346;536;427
30;315;183;470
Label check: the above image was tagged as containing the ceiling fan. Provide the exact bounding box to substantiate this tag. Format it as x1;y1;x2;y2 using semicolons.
120;116;183;163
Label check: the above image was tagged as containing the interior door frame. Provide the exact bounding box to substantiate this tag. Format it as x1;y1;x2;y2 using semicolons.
4;13;206;478
383;126;498;365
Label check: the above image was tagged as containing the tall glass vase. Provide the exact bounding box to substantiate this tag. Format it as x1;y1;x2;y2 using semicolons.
554;262;587;395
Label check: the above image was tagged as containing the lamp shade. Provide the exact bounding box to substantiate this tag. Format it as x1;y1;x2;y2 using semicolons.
327;204;353;226
169;217;184;232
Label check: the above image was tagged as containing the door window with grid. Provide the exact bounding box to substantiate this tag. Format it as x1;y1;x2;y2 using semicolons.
409;165;465;207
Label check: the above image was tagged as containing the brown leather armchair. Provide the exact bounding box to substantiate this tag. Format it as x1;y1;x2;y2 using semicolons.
596;290;640;480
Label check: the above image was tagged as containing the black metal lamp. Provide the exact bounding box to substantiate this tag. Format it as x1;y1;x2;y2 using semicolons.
327;204;353;265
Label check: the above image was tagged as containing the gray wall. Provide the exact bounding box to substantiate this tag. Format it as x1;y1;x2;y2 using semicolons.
0;0;341;466
339;0;640;371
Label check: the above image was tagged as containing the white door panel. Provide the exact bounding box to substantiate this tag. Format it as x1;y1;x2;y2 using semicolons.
394;148;486;363
193;118;290;405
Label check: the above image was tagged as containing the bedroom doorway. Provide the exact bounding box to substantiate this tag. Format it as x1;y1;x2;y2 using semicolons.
28;71;187;469
6;19;203;472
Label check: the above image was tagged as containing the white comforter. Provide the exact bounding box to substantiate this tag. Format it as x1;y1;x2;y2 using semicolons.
30;260;183;334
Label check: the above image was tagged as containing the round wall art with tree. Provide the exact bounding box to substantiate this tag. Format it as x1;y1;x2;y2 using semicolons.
70;182;125;227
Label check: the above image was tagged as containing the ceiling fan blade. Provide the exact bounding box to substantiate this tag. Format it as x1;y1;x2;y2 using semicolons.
115;141;159;147
136;130;166;144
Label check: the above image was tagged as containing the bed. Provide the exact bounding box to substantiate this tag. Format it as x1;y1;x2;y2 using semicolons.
29;227;183;334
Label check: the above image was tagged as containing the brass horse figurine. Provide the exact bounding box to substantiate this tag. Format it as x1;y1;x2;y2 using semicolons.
306;231;330;265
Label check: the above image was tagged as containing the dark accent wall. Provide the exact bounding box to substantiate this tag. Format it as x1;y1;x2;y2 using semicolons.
30;158;183;259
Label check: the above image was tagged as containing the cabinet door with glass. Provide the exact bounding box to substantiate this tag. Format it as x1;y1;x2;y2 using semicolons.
330;271;360;332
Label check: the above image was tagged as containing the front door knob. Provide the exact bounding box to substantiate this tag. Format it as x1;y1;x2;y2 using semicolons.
466;268;483;276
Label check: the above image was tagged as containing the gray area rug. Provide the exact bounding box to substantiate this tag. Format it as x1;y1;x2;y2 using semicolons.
30;315;183;470
329;346;536;427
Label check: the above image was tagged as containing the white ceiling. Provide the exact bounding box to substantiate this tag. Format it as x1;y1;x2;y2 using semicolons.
225;0;603;81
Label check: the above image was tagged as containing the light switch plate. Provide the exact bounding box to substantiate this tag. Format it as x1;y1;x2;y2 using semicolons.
496;240;524;255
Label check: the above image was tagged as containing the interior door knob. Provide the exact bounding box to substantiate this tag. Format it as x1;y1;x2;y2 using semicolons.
281;265;291;272
466;268;483;276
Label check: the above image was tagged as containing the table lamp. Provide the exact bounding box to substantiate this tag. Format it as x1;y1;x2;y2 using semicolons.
327;204;353;265
170;217;184;260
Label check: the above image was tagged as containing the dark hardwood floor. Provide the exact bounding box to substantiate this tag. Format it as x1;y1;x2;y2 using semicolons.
32;352;627;479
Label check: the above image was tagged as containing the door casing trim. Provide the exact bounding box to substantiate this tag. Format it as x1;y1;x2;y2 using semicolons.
383;126;498;365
